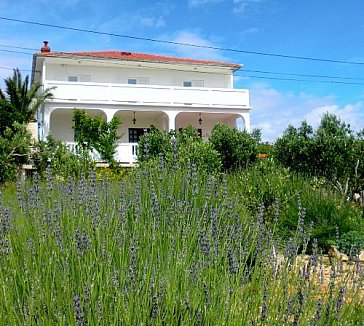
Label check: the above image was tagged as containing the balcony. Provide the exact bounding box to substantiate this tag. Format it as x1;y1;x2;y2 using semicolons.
45;81;250;110
66;142;139;164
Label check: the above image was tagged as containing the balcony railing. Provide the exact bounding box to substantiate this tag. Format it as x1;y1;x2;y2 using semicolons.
66;142;138;164
45;81;250;109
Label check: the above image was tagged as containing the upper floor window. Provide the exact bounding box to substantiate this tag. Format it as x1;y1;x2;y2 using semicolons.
68;76;78;82
128;77;149;85
68;75;91;82
183;80;204;87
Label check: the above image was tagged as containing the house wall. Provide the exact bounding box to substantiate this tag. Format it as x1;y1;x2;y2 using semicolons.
27;122;38;140
49;110;74;142
176;113;237;139
45;63;232;88
49;109;106;142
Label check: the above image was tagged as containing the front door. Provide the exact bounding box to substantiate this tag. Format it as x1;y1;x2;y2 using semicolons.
128;128;149;142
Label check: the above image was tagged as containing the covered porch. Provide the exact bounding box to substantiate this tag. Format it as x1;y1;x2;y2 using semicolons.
43;106;250;164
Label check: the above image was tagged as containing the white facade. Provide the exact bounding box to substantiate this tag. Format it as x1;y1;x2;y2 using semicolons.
32;44;251;163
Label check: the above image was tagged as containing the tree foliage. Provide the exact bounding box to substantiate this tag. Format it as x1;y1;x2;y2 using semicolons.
32;135;93;179
209;124;259;171
275;113;363;194
138;126;173;161
0;123;32;183
0;69;54;183
0;68;53;134
177;126;221;172
138;125;221;173
274;121;315;175
72;109;122;163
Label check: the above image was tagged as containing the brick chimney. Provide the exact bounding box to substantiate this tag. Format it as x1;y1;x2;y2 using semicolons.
41;41;51;53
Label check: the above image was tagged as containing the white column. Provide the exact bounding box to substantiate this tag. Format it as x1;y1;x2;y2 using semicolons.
165;111;179;131
105;110;115;123
42;60;46;85
230;74;234;88
239;112;251;133
43;106;53;140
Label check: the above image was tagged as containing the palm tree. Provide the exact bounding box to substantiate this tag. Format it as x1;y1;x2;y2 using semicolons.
0;68;54;134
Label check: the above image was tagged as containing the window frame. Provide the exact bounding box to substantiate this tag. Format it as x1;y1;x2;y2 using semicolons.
128;77;149;85
128;128;150;143
182;80;204;87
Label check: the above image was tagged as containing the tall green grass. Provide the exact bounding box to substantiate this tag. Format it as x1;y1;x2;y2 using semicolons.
228;159;364;252
0;162;362;325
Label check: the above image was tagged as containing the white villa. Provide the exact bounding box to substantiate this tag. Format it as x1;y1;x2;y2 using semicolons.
31;41;251;164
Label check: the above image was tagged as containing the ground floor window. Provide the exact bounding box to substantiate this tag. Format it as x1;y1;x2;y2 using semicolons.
128;128;149;142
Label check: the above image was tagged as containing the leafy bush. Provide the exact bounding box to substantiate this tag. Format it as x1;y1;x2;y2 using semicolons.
275;113;363;194
274;121;315;175
178;140;221;173
176;126;221;173
72;109;122;164
0;122;32;183
137;126;173;162
32;135;94;179
209;124;258;171
138;125;222;174
314;114;357;181
337;230;363;255
0;68;53;183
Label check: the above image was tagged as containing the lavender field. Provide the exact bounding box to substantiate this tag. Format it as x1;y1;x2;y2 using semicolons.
0;162;363;325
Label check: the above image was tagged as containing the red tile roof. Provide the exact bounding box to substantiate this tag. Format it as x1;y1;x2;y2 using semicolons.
39;50;241;70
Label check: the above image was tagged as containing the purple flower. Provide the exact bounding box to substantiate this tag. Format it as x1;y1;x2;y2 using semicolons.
74;228;91;256
73;294;85;325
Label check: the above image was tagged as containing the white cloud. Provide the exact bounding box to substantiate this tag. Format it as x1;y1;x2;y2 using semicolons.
140;16;166;29
249;83;364;142
240;27;259;36
304;103;364;132
188;0;224;7
233;0;264;13
188;0;264;13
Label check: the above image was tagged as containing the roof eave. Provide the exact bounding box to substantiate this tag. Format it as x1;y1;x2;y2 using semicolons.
36;52;241;71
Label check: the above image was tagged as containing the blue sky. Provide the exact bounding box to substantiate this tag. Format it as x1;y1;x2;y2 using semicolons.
1;0;364;141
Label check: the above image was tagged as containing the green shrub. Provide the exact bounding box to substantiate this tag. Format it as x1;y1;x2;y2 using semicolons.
283;185;363;251
178;141;221;174
137;126;173;162
209;124;258;171
314;114;357;181
229;158;364;252
138;125;222;174
274;121;315;176
275;113;363;194
72;109;122;164
337;230;363;255
32;135;94;179
0;122;32;183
